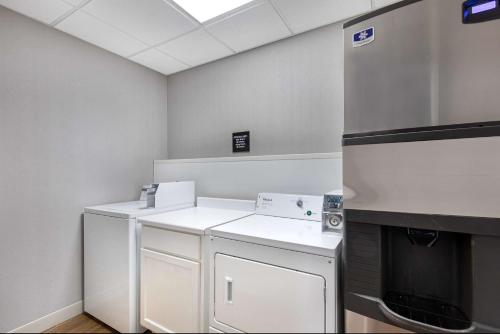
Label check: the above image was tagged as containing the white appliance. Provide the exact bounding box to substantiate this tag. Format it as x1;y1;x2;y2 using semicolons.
208;193;343;333
137;197;255;333
83;181;195;333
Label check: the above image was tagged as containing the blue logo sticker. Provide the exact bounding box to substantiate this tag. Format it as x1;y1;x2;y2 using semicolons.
353;27;375;48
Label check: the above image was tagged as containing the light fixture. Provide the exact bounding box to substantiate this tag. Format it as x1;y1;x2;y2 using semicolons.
173;0;254;23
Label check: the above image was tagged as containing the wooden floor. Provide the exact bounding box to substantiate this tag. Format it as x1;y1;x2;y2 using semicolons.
44;313;116;333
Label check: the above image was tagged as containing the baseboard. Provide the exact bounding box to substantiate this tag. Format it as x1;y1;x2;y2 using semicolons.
9;301;83;333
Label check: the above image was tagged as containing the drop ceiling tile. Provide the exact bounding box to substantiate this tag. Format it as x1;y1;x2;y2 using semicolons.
83;0;198;46
0;0;73;24
272;0;372;34
56;11;147;57
206;1;291;53
157;29;233;67
130;49;188;75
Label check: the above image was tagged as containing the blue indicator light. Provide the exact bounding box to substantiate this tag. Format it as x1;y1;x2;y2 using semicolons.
472;0;497;14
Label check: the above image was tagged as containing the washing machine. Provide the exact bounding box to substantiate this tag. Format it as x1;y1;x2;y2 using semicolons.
208;193;342;333
83;181;194;333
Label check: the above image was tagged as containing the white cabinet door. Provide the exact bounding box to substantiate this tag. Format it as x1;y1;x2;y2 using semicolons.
214;254;326;333
141;249;201;333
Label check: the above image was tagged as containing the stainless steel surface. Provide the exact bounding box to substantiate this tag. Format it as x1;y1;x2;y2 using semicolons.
343;2;500;332
343;136;500;217
343;0;500;218
344;0;500;134
346;310;412;333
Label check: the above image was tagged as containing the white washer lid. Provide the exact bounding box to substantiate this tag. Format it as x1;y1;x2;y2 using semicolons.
139;207;255;235
210;215;342;257
84;201;193;219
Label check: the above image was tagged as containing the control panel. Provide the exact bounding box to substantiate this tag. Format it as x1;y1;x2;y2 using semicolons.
256;193;323;222
463;0;500;23
323;194;343;210
323;191;343;232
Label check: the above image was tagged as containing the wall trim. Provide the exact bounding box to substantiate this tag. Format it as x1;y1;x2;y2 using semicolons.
155;152;342;165
8;301;83;333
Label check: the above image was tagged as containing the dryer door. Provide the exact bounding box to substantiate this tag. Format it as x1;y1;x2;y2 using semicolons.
214;254;326;333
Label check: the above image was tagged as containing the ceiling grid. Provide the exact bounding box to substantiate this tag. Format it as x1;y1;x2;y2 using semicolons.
0;0;381;75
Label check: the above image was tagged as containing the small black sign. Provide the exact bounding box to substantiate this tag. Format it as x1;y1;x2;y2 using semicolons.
232;131;250;153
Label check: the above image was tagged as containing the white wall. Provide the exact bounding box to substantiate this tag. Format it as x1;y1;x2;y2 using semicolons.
0;6;167;332
166;22;344;159
155;153;343;200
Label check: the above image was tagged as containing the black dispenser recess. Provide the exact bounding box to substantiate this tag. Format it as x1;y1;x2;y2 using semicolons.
383;227;472;330
343;210;500;333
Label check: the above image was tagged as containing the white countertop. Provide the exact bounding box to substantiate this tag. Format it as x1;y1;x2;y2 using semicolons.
138;207;255;235
210;215;343;257
84;201;193;219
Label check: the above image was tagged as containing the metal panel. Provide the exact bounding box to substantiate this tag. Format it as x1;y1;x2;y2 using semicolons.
472;236;500;328
343;136;500;218
346;311;411;333
344;222;382;297
344;0;500;134
344;0;432;134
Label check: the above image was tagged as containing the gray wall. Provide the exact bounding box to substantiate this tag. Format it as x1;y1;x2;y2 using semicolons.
0;6;167;332
166;23;344;159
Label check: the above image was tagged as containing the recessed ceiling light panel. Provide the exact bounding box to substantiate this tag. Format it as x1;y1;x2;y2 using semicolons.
173;0;254;23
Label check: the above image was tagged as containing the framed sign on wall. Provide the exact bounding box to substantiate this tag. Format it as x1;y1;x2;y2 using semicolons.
232;131;250;153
